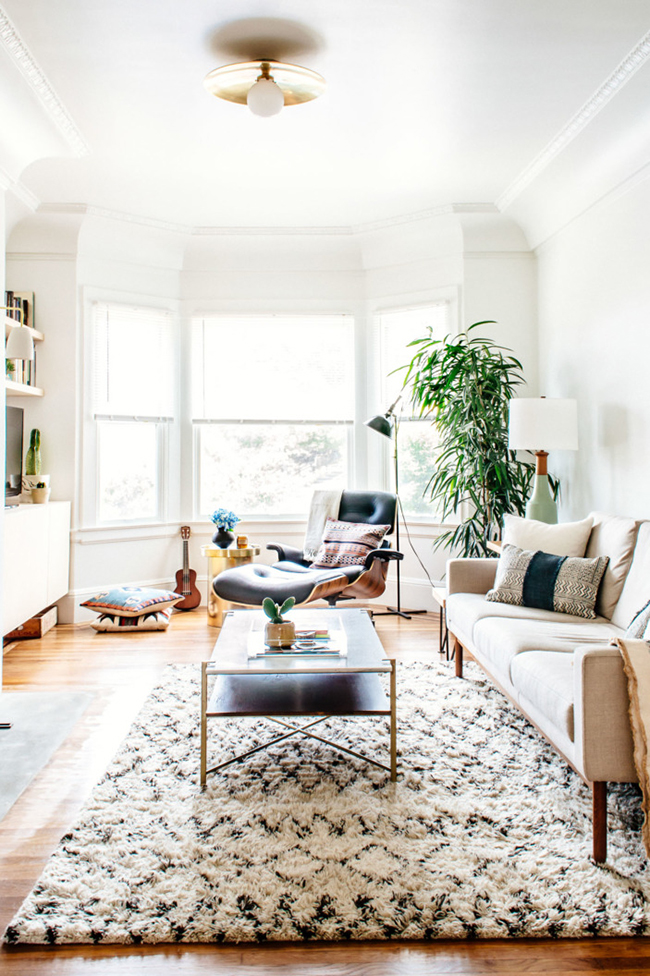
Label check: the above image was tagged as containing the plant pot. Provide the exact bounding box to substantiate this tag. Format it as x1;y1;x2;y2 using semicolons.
264;621;296;650
31;487;50;504
212;527;234;548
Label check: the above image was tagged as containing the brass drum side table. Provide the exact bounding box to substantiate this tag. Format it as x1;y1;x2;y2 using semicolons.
201;544;261;626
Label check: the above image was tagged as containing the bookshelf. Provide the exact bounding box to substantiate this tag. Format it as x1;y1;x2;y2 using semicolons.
4;291;44;396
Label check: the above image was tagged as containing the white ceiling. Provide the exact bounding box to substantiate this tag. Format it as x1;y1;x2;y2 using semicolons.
5;0;650;229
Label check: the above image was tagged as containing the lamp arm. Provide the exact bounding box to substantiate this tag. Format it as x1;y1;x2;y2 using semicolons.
385;394;402;418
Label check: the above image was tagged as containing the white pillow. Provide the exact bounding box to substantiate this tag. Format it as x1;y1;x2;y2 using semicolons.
502;514;593;557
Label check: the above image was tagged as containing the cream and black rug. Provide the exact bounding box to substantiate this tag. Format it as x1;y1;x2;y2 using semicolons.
4;661;650;944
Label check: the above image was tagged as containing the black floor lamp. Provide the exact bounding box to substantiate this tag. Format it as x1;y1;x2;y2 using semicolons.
365;398;427;620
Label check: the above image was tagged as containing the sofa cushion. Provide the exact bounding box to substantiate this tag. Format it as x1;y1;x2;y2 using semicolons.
611;521;650;630
510;651;575;742
486;544;609;619
474;614;620;659
446;591;613;639
502;514;592;557
585;512;641;620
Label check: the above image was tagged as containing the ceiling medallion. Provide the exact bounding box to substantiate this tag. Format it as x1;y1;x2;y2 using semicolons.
203;60;326;117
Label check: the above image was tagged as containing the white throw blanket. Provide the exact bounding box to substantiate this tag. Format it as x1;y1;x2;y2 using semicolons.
303;490;342;560
618;638;650;857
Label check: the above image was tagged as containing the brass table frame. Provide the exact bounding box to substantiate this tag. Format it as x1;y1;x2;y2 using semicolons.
201;544;261;627
200;610;397;784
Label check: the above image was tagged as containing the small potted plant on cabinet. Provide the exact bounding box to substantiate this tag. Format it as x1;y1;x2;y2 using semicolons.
23;428;50;498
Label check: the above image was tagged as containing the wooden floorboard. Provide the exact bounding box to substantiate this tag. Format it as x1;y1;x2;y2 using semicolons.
1;605;648;974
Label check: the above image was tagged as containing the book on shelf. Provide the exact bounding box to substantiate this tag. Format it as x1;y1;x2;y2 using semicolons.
7;358;36;387
5;290;35;330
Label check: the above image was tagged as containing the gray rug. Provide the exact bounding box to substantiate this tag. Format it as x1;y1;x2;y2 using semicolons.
0;691;92;821
4;661;650;945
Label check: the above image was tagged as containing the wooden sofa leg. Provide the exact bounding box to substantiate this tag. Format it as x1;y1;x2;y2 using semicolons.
453;638;463;678
592;781;607;863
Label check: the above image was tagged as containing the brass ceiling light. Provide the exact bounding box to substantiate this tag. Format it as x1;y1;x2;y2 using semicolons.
203;59;326;117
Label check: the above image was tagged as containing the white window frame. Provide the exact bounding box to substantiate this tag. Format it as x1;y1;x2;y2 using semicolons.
371;297;456;522
190;313;356;520
81;295;180;528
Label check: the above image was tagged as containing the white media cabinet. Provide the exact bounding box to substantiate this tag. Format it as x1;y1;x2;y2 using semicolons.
3;501;71;636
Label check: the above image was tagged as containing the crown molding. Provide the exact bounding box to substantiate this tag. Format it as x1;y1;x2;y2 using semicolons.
354;203;498;235
0;4;88;157
37;202;190;235
36;201;500;238
497;28;650;212
192;225;354;236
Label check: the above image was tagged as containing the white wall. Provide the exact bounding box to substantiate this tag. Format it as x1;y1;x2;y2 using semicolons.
536;176;650;521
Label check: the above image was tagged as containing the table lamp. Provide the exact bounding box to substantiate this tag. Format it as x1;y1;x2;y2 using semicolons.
508;397;578;523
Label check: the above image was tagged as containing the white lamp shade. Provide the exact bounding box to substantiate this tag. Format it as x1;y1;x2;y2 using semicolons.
246;78;284;117
509;398;578;451
5;325;34;360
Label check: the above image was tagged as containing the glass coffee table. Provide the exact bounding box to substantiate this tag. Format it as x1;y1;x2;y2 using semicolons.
200;608;397;785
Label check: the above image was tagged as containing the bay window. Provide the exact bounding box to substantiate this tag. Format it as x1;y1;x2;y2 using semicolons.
377;303;450;518
90;302;176;523
192;315;354;517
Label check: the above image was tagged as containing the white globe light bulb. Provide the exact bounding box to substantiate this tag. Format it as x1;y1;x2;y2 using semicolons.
247;78;284;117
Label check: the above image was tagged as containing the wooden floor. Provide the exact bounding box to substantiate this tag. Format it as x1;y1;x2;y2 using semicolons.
0;606;648;974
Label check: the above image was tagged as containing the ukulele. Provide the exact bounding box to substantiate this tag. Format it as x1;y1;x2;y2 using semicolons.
174;526;201;610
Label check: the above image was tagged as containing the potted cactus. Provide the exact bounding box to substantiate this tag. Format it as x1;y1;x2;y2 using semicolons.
263;596;296;649
23;428;49;496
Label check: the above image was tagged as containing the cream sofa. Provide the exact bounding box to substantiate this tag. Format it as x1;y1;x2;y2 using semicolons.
446;512;649;862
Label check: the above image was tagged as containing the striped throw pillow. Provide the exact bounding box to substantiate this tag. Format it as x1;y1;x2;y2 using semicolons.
486;544;609;619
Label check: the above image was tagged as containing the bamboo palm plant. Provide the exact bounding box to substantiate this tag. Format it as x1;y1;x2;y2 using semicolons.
400;322;557;557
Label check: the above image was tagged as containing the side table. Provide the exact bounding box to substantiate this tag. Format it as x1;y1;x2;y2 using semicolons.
201;544;261;627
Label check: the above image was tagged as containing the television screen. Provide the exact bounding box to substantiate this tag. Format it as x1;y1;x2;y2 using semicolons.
6;405;23;505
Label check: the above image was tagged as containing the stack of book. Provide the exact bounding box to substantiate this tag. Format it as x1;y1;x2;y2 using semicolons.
4;291;33;328
248;626;346;658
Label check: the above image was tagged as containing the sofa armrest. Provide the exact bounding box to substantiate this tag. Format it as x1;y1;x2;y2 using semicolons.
446;558;498;596
573;643;636;783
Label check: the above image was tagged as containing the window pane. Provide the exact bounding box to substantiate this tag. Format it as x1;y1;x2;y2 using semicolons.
93;304;175;417
380;304;449;410
193;316;354;421
198;424;347;516
98;422;159;521
398;421;440;518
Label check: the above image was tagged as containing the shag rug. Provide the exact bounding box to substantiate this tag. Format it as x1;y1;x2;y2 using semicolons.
5;660;650;945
